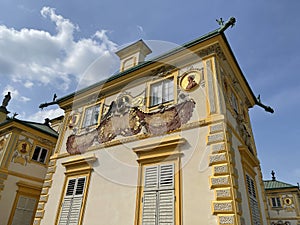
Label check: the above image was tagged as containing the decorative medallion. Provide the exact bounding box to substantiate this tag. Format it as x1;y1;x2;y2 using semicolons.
17;141;31;154
11;141;31;166
180;69;203;91
68;113;80;129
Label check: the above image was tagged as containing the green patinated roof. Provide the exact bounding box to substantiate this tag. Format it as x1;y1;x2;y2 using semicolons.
0;118;58;138
57;21;257;106
263;180;298;190
57;28;222;103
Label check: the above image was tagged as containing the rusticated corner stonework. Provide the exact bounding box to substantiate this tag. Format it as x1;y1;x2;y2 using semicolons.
207;122;239;225
33;158;57;225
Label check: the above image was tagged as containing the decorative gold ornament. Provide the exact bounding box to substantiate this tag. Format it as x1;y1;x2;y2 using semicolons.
180;70;203;91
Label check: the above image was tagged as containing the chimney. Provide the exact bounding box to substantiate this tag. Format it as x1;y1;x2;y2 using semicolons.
115;39;152;72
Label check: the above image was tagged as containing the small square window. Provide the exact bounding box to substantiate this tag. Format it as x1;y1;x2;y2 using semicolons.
82;103;101;128
149;78;174;107
31;146;48;164
271;197;282;208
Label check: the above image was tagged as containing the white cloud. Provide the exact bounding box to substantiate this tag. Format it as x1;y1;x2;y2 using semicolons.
26;108;64;123
0;6;118;91
24;81;34;88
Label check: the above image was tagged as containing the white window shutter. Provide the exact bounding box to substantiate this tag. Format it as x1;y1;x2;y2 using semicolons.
58;177;86;225
158;190;174;225
142;163;175;225
58;198;72;225
142;191;157;225
144;165;159;191
159;164;174;190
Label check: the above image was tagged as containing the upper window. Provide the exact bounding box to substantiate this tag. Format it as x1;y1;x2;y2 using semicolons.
31;146;48;164
149;77;174;107
82;103;101;128
271;197;282;208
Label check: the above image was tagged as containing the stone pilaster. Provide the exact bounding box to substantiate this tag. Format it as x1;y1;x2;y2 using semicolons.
207;121;240;225
33;158;57;225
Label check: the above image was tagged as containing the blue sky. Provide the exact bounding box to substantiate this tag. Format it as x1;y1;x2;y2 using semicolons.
1;0;299;184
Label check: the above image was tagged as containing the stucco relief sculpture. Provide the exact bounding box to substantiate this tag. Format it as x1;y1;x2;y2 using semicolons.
66;94;196;154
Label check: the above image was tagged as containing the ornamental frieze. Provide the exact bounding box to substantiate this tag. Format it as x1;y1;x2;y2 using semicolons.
197;43;226;61
66;99;195;154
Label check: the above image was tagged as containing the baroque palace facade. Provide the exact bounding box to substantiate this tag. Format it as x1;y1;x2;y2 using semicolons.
33;18;273;225
1;18;299;225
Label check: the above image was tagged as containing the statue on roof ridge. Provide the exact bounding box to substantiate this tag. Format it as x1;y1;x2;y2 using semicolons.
1;92;11;108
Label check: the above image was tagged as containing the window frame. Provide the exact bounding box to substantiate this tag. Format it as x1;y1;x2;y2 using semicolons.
58;176;87;225
147;71;178;110
31;145;49;164
80;101;103;129
7;181;41;225
142;163;175;225
270;196;282;208
55;155;96;225
133;135;185;225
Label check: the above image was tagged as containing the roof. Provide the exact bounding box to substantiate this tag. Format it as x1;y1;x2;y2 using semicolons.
57;28;221;103
263;180;299;190
57;17;257;108
0;118;58;138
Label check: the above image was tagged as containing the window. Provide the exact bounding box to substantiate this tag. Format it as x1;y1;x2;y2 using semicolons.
271;197;282;208
133;135;184;225
58;177;86;225
82;103;101;128
8;182;41;225
149;77;174;107
10;196;37;225
142;163;175;225
246;174;261;225
57;155;95;225
31;146;48;164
